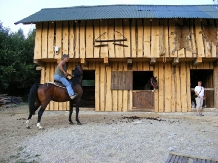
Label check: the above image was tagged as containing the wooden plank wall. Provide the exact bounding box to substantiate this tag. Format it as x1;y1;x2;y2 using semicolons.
41;61;215;112
34;18;217;59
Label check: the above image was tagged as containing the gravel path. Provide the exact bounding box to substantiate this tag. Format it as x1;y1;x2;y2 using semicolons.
16;111;218;163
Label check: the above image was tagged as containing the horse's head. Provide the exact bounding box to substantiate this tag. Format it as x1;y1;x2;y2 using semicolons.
151;76;159;90
74;64;83;77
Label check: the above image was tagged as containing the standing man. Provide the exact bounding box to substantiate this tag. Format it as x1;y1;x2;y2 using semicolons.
54;54;78;100
194;81;204;116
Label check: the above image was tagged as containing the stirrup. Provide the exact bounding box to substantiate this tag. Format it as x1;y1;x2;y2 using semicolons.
70;93;78;100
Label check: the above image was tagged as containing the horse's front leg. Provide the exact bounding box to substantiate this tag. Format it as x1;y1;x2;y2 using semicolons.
37;104;47;129
69;106;74;124
75;101;82;125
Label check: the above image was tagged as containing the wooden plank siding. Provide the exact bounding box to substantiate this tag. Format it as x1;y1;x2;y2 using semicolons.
34;18;217;112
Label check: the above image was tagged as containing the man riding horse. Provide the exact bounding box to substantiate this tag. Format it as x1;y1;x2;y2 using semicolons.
54;54;78;100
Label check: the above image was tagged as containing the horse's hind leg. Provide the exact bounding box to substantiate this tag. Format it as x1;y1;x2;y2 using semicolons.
37;102;49;129
75;101;82;125
26;101;41;129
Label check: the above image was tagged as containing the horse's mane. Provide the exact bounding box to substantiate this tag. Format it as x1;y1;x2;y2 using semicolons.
71;66;82;85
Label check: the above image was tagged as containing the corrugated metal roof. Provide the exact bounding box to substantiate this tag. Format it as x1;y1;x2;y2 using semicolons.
15;4;218;24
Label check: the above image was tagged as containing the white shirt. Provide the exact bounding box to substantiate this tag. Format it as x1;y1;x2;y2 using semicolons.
194;86;204;98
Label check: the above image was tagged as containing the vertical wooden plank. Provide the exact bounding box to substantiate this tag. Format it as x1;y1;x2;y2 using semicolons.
151;19;159;58
186;63;191;111
154;63;159;112
118;62;124;112
34;23;42;59
95;64;100;111
165;63;171;112
74;21;80;58
158;62;164;112
42;22;48;59
86;20;94;58
108;19;115;58
48;22;54;58
214;66;218;109
55;22;62;59
62;21;69;55
143;62;149;71
176;64;181;112
44;63;50;110
49;63;55;110
171;66;176;112
210;19;216;58
100;63;105;111
202;20;211;58
138;62;143;71
123;19;131;58
180;62;188;112
115;19;124;58
123;64;128;112
143;19;151;57
137;19;143;57
169;19;176;57
190;19;197;58
112;62;118;111
94;20;100;58
186;19;193;58
100;20;108;58
177;19;185;58
105;66;112;111
131;19;137;57
216;20;218;58
80;20;85;58
40;66;45;84
195;19;205;57
163;19;169;57
69;21;74;58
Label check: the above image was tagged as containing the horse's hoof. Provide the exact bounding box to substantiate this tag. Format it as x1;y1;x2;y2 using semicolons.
77;122;82;125
69;122;74;125
39;127;44;130
26;126;30;129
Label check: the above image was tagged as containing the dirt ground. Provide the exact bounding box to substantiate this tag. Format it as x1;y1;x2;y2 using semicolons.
0;103;218;163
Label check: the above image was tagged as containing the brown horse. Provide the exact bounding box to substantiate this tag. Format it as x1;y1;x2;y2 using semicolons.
26;65;83;129
144;76;159;90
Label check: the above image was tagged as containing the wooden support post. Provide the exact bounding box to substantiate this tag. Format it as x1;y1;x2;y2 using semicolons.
172;58;179;66
104;57;109;66
36;66;42;71
33;59;43;66
127;59;132;70
150;58;156;65
214;59;218;67
193;57;202;66
80;58;88;67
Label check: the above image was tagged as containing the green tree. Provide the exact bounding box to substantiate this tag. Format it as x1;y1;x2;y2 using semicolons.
0;22;40;99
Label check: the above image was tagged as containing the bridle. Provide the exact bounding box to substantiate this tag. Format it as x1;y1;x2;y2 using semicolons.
150;77;158;89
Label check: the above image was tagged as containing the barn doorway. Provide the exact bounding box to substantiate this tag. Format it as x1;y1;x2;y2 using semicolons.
133;71;153;90
190;70;214;108
132;71;154;111
81;70;95;108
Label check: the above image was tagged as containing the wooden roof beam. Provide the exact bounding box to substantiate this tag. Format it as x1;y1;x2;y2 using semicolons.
36;66;42;71
150;58;156;65
104;57;109;66
214;59;218;67
172;58;179;66
33;59;43;66
80;58;88;67
193;57;202;66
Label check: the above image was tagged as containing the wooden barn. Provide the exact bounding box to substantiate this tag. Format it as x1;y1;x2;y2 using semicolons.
15;4;218;112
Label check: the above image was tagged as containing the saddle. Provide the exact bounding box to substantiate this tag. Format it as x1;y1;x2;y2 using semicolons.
54;80;66;88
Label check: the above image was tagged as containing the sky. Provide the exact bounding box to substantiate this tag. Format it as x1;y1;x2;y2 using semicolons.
0;0;215;36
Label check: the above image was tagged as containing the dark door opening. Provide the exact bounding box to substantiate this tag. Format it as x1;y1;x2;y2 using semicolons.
81;70;95;108
190;70;214;108
133;71;153;90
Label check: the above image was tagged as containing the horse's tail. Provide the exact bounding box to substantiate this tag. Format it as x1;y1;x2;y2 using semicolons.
28;83;39;115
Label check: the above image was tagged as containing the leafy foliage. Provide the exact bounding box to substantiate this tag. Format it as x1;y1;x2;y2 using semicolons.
0;21;40;99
